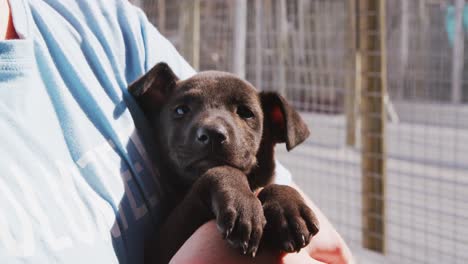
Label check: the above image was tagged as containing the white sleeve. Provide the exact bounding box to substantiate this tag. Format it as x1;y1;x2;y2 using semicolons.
131;6;196;80
143;25;196;80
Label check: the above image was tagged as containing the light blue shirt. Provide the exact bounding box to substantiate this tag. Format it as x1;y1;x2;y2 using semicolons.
0;1;291;263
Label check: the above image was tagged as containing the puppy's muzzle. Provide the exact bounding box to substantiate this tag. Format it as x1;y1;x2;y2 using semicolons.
196;124;228;146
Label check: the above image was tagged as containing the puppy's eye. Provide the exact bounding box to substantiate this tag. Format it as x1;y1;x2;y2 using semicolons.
174;105;190;117
237;105;254;119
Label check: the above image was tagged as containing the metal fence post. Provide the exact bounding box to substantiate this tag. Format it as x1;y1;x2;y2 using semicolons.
346;0;358;147
359;0;387;254
277;0;288;97
451;0;465;104
179;0;200;70
233;0;247;79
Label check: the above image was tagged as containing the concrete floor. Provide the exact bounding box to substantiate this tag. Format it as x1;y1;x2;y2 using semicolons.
276;112;468;264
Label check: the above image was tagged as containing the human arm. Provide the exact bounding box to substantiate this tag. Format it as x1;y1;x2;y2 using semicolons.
170;182;354;264
170;220;325;264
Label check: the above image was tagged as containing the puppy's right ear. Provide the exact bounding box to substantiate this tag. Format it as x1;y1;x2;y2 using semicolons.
128;62;179;119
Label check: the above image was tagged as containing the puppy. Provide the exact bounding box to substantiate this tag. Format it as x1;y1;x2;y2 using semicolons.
129;63;319;263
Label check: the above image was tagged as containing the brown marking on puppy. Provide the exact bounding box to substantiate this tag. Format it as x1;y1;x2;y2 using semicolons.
128;62;318;263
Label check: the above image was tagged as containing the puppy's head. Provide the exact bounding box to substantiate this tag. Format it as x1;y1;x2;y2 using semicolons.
129;63;309;185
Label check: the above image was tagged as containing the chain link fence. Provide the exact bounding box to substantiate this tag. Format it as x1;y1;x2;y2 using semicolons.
132;0;468;263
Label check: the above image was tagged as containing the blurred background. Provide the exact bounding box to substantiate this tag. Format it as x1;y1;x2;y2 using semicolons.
131;0;468;263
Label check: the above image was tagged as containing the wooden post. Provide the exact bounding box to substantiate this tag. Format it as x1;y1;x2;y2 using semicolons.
359;0;387;253
179;0;200;70
233;0;247;79
346;0;358;146
451;0;465;104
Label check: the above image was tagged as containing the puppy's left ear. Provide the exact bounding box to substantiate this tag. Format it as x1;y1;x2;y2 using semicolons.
260;92;310;151
128;62;179;120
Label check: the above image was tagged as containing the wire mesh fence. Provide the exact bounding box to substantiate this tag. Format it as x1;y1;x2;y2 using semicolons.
132;0;468;263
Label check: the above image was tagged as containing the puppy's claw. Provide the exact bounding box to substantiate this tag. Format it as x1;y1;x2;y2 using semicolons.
223;227;233;239
251;248;257;258
283;242;294;252
227;239;236;248
241;242;248;254
301;234;306;246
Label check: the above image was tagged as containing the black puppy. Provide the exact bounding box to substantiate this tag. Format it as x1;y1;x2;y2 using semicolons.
129;63;319;263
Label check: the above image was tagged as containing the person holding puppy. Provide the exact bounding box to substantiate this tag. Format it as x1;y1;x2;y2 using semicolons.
0;0;353;263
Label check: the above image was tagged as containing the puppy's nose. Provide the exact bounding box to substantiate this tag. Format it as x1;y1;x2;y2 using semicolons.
196;125;228;145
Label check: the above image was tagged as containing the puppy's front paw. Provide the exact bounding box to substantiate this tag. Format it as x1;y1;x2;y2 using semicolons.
258;184;319;253
213;189;266;257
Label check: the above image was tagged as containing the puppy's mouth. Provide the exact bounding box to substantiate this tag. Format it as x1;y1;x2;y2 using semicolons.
185;157;245;173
